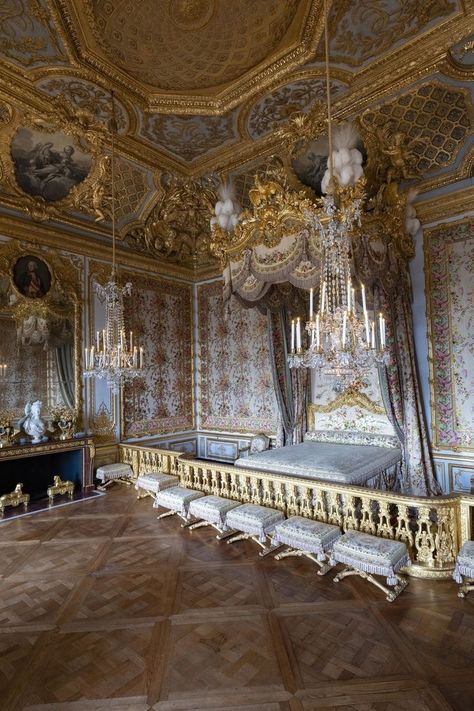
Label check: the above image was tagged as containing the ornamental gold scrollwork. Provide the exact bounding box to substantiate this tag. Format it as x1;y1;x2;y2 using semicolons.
217;166;316;264
273;107;327;158
125;176;217;270
0;95;109;223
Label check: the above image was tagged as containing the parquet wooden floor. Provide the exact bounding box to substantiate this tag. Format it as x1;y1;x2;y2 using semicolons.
1;486;473;711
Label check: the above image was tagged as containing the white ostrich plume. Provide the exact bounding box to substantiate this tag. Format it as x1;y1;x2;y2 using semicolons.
210;180;241;231
321;122;364;194
405;188;420;236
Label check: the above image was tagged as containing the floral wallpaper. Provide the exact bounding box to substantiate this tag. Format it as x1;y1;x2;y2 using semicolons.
197;281;279;434
426;218;474;451
122;272;193;438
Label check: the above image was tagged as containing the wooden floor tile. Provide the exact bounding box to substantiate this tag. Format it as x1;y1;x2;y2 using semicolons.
0;632;40;697
50;515;124;540
279;606;412;684
16;539;108;575
98;536;177;572
175;563;261;612
161;615;283;698
0;518;59;542
0;577;80;626
72;572;170;620
264;558;358;606
23;626;156;705
381;602;474;675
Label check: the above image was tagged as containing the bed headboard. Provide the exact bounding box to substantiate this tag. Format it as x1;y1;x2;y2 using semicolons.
306;383;400;448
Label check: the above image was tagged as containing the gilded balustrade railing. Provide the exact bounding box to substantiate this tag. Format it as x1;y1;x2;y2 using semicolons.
119;443;178;478
119;444;474;580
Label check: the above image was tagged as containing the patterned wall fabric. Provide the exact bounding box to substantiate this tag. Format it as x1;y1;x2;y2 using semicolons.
197;281;279;434
122;273;193;438
426;218;474;451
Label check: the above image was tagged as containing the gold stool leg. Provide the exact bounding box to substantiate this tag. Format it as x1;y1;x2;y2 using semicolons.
333;565;408;602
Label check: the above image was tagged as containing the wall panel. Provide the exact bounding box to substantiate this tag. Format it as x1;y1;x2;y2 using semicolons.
197;281;279;434
425;217;474;451
122;271;193;438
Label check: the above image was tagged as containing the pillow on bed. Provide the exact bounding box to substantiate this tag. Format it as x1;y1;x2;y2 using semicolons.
304;430;401;449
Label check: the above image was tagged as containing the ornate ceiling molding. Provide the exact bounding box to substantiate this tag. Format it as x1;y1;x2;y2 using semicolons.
54;0;329;115
416;185;474;224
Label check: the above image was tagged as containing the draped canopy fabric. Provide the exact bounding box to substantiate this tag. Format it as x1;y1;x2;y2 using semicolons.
223;207;439;495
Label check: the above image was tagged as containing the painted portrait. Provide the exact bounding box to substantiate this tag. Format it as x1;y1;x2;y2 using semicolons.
13;256;52;299
11;127;92;202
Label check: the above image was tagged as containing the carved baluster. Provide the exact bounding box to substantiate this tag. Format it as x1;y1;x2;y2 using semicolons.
182;462;192;488
414;506;436;566
434;507;456;566
301;485;314;519
378;500;394;538
250;476;261;505
200;468;210;493
211;469;220;496
261;478;272;507
273;481;286;513
359;496;375;534
327;491;342;527
313;487;327;522
343;495;358;532
229;471;239;499
192;466;201;490
220;471;230;498
395;504;415;550
286;484;298;517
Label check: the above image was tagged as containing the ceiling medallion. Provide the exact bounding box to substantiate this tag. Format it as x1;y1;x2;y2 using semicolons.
168;0;215;30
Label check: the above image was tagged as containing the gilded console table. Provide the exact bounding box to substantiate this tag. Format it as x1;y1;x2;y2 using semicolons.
0;438;95;503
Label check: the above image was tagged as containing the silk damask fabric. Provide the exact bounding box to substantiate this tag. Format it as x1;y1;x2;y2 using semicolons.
267;307;308;445
123;273;193;438
377;286;440;496
426;219;474;451
198;281;280;434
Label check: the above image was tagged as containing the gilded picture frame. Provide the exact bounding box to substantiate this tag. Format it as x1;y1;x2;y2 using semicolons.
0;97;108;222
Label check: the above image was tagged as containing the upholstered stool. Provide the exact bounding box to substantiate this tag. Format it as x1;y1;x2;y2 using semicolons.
95;463;134;491
155;486;204;522
453;540;474;598
224;503;285;556
135;472;179;501
331;530;411;602
187;495;242;536
272;516;342;575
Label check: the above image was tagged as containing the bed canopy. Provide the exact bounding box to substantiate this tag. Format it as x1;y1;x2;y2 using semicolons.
209;115;439;497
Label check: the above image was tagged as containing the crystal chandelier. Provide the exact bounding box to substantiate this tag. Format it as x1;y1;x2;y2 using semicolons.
287;0;387;386
83;94;144;393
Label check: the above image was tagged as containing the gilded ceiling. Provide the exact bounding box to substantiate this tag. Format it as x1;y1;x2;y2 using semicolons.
90;0;302;91
0;0;472;277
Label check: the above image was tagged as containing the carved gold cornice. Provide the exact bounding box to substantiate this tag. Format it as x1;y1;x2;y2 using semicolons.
416;185;474;224
0;212;196;281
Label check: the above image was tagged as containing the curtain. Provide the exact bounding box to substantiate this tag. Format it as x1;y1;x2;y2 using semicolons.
55;343;74;410
377;286;440;496
267;307;308;445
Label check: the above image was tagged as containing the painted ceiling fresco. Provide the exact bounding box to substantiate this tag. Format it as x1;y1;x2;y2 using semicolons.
0;0;472;273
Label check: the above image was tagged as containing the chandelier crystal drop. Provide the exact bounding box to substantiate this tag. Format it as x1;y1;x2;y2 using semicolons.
288;192;388;384
83;93;144;393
